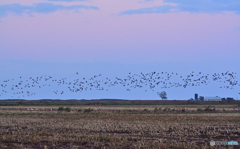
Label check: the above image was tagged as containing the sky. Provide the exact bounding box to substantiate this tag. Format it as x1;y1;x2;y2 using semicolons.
0;0;240;100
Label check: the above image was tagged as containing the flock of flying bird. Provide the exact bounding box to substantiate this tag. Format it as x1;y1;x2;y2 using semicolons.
0;71;239;98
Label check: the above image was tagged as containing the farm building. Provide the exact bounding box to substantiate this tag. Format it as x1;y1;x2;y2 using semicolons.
204;96;222;101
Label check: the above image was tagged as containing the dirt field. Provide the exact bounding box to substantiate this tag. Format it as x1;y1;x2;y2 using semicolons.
0;105;239;149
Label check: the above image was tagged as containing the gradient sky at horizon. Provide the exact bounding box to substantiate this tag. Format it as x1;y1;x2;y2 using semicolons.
1;0;240;100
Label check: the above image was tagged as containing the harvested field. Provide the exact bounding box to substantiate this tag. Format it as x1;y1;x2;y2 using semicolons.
0;105;239;149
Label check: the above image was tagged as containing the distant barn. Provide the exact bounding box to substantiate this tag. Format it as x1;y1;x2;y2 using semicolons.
204;96;222;101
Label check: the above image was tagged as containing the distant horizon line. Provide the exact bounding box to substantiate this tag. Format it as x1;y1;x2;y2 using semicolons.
0;98;238;101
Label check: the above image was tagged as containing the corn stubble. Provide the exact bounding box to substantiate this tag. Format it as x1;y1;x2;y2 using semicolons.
0;106;239;149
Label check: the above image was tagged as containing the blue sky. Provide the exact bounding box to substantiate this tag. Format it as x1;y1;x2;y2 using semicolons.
0;0;240;100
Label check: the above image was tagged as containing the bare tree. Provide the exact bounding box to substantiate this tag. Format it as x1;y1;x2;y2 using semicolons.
157;91;167;100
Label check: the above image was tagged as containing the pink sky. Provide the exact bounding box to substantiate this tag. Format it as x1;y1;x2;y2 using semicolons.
1;0;240;62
